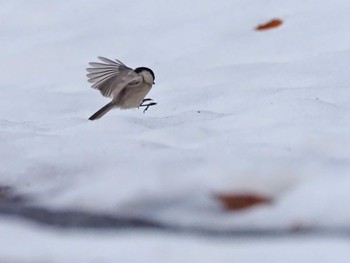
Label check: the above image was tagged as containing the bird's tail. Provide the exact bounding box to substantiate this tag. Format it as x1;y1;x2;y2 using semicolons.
89;102;115;120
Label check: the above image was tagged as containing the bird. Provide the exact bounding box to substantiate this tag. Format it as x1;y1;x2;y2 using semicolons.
86;56;156;120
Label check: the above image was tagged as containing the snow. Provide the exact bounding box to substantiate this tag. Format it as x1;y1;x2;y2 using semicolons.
0;218;349;263
0;218;348;263
1;0;350;262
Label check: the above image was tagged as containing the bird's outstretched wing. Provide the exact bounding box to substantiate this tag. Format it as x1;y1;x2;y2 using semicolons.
86;57;141;98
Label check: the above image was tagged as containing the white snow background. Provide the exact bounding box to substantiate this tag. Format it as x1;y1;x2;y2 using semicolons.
1;0;350;262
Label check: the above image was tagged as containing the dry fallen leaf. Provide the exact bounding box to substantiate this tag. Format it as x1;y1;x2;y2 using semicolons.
255;18;283;31
214;192;272;211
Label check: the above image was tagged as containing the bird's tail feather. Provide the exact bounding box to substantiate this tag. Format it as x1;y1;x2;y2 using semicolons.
89;102;115;120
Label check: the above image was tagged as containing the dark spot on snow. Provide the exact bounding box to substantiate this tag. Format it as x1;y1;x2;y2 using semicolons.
0;186;25;204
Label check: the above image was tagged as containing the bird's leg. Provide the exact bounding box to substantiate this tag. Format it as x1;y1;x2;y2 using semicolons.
138;100;157;113
142;102;157;113
139;98;153;106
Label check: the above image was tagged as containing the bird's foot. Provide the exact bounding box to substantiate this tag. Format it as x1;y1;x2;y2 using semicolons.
139;100;157;113
139;98;154;106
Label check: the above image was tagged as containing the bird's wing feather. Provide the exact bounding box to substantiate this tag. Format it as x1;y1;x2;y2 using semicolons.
86;57;141;98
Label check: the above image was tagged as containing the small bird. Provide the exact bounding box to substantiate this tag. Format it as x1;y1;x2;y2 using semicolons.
87;57;156;120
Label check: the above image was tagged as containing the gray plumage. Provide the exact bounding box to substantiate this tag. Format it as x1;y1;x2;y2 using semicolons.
87;57;156;120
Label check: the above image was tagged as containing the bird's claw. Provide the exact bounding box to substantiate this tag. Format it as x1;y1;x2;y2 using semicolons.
139;98;154;107
142;102;157;113
142;98;153;103
139;98;157;113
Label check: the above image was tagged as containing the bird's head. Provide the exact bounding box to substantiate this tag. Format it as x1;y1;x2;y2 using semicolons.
134;67;155;85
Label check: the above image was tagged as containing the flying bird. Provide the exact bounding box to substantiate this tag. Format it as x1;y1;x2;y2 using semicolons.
87;57;156;120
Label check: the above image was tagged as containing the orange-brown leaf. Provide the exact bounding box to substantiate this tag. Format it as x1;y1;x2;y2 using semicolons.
255;19;283;31
214;192;272;211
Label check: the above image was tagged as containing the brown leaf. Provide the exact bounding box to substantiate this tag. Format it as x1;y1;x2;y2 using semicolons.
255;18;283;31
214;192;272;211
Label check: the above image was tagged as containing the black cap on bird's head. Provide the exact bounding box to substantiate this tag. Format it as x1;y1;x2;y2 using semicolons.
134;67;155;84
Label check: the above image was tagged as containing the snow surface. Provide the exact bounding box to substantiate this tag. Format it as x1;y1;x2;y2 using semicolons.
0;218;349;263
1;0;350;262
